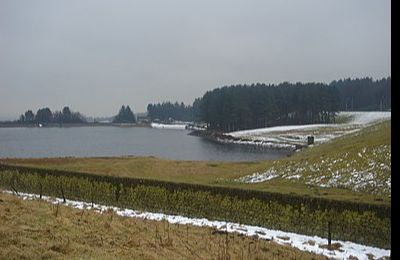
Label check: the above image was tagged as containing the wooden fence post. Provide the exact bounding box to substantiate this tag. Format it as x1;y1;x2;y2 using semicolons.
328;221;332;247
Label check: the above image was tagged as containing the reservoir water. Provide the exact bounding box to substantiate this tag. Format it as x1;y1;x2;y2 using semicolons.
0;126;290;161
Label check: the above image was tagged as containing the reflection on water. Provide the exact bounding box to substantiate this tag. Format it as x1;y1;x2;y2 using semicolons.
0;127;290;161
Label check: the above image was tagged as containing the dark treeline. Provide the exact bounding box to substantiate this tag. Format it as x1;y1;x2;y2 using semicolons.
147;100;201;122
147;83;339;131
146;77;390;132
199;82;340;131
332;77;391;111
112;105;136;123
18;106;86;125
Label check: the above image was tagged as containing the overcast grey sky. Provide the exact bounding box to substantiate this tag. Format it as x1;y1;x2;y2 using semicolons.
0;0;391;119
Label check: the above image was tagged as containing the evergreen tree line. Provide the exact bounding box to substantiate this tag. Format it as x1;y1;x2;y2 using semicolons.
199;82;340;131
331;77;391;111
16;105;137;125
18;106;86;124
147;101;201;122
146;77;390;132
112;105;136;123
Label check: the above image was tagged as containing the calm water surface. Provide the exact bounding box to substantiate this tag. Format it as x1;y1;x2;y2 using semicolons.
0;127;290;161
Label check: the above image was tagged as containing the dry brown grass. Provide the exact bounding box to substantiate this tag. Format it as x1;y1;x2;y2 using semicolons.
1;156;265;185
0;191;326;260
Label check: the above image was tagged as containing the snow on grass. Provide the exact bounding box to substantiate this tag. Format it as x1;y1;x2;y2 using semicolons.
229;124;330;137
229;111;391;137
3;190;390;260
215;137;297;150
227;125;356;150
237;144;391;195
151;122;187;130
238;168;280;183
227;112;390;148
340;111;391;125
232;112;391;194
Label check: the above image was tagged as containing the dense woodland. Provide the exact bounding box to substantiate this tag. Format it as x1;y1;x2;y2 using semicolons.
147;101;200;122
199;83;340;131
147;77;391;131
332;77;391;111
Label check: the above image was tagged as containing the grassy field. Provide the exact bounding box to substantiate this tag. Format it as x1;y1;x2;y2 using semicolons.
2;121;391;205
236;120;391;198
0;191;326;260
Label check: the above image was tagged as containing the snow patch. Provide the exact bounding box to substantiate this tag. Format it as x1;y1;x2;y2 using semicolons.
226;111;390;149
215;137;296;150
236;144;391;194
237;168;279;183
151;122;187;130
340;111;391;125
229;124;329;137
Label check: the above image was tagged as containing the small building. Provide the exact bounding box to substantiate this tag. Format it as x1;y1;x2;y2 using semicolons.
307;136;314;145
136;112;150;123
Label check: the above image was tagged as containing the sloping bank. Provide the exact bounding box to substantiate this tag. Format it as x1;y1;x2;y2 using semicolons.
189;130;300;150
0;164;390;249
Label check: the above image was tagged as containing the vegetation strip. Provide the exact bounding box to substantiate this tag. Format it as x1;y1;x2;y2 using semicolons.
0;164;390;215
0;165;391;249
2;190;391;260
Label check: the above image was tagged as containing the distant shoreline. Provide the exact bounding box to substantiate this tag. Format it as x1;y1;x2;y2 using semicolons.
0;122;151;128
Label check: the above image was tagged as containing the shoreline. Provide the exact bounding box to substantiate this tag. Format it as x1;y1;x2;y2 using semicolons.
189;129;303;151
0;122;152;128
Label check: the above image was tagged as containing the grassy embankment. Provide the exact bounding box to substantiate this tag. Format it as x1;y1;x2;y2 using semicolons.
235;120;391;199
0;192;325;260
2;120;391;205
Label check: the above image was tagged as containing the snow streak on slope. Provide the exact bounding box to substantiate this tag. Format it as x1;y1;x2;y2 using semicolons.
236;144;391;194
229;124;330;137
228;111;391;138
151;122;187;130
226;112;391;150
340;111;391;125
234;112;391;194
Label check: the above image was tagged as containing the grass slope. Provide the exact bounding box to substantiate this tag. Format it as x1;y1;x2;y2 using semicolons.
236;121;391;197
0;192;325;260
